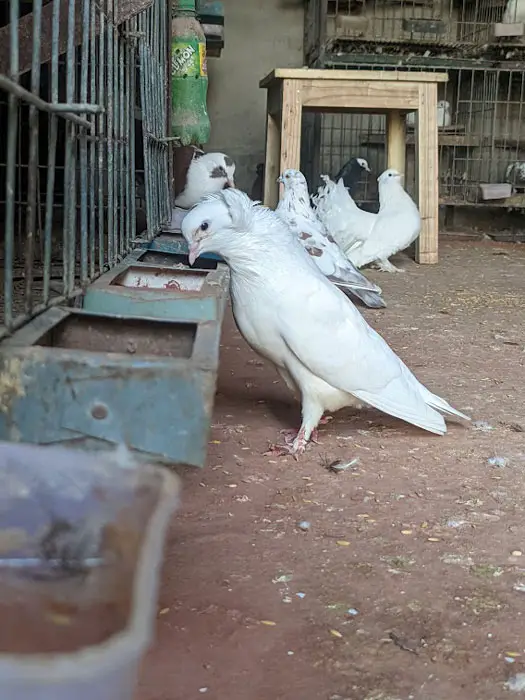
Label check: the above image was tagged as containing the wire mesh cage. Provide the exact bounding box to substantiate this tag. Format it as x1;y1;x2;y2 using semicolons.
0;0;171;341
300;63;525;217
305;0;518;65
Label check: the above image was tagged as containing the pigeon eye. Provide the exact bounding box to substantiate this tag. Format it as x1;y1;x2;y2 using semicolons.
200;221;209;231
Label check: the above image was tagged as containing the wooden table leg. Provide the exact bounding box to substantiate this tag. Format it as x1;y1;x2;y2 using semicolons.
278;79;303;202
264;111;281;208
415;83;439;264
386;110;406;175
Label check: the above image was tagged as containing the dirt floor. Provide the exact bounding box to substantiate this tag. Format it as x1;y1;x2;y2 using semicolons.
137;240;525;700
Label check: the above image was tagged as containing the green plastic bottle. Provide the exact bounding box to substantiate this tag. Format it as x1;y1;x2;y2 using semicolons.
170;0;211;146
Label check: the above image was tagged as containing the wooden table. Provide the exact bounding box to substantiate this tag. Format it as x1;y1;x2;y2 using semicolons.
259;68;448;265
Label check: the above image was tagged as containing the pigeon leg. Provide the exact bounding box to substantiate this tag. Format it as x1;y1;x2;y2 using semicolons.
377;258;405;273
290;398;324;457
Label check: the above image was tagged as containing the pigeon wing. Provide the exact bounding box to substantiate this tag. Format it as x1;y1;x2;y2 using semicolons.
276;276;448;435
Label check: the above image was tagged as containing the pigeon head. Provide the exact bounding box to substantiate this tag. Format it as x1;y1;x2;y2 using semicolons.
182;188;260;265
277;168;307;189
355;157;371;173
377;168;402;185
198;152;236;189
437;100;450;112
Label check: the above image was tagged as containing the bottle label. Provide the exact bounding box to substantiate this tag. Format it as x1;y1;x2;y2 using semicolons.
171;39;207;77
199;42;208;77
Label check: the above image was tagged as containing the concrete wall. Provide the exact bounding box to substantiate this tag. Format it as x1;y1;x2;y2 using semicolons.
206;0;305;192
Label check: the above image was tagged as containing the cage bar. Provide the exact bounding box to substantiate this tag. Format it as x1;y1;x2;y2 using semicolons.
0;0;172;340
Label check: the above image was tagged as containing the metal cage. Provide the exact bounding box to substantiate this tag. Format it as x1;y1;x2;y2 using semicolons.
0;0;171;341
305;0;518;65
301;62;525;214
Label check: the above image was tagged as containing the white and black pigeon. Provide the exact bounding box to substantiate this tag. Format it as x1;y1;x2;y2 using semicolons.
333;156;371;198
182;188;470;457
506;161;525;189
275;169;386;309
312;175;377;255
346;168;421;273
174;151;236;209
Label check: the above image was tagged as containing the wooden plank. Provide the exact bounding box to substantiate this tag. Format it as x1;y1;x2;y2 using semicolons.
415;82;439;265
0;0;154;76
264;112;281;209
260;68;448;89
279;79;303;198
386;110;406;175
300;81;420;111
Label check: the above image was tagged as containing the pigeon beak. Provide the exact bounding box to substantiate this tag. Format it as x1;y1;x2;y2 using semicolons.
276;176;284;184
364;164;371;173
188;241;202;266
227;177;235;188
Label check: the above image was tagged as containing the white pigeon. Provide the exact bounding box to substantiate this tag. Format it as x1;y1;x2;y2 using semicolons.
503;0;525;23
182;188;470;457
175;151;236;209
346;168;421;273
406;100;451;129
275;168;386;309
312;175;377;255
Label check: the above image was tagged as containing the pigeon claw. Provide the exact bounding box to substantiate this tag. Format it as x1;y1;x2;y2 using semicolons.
264;442;295;457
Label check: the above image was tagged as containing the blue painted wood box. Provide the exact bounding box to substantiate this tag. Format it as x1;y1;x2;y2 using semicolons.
82;249;230;323
0;306;223;467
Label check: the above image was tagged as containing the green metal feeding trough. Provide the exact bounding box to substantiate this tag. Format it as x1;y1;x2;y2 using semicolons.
0;306;224;468
82;250;229;323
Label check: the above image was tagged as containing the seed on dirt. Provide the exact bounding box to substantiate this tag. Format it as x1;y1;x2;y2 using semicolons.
336;540;351;546
330;629;343;638
427;537;440;542
512;550;523;557
260;620;277;626
401;529;413;535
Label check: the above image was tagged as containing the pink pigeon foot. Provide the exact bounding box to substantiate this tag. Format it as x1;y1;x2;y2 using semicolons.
264;427;311;459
